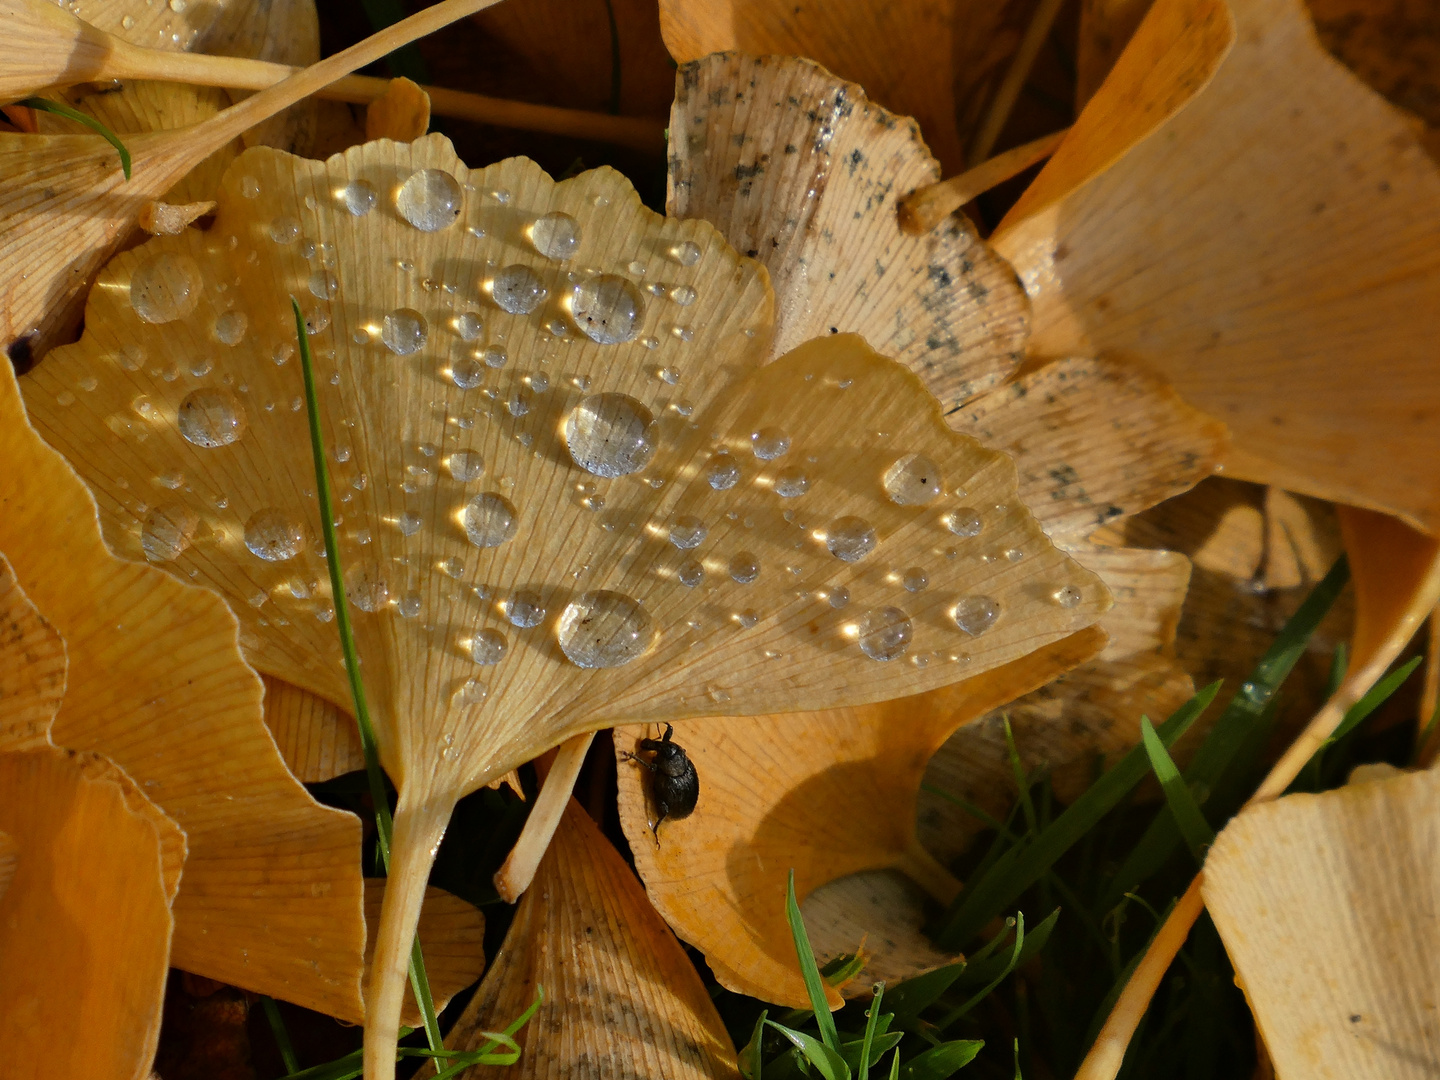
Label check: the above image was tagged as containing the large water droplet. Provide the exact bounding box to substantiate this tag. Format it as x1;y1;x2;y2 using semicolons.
447;450;485;481
751;427;790;460
705;453;740;490
381;308;427;355
462;492;518;547
953;596;1000;635
396;169;463;231
668;515;706;549
671;241;701;266
341;180;376;216
450;357;484;390
857;607;912;661
505;590;545;628
130;253;202;324
826;516;877;562
346;567;389;612
178;389;247;447
564;394;656;477
492;265;547;314
729;552;759;584
471;628;508;665
558;591;655;668
141;504;198;562
244;510;305;562
531;212;581;260
482;346;508;369
883;454;943;505
456;312;483;341
571;275;646;344
213;310;247;346
774;468;809;498
268;216;300;244
944;508;984;537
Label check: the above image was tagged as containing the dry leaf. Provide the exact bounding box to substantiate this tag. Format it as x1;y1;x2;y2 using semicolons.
0;554;64;752
615;628;1106;1007
669;53;1029;408
658;0;967;171
0;830;15;902
1307;0;1440;131
0;361;369;1017
363;879;485;1027
23;135;1107;1067
139;199;219;235
1077;0;1155;106
264;675;365;783
1203;765;1440;1079
0;747;178;1080
366;77;431;142
994;0;1440;532
445;799;739;1078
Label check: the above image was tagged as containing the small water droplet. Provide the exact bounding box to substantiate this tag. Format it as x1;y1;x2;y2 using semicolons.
380;308;427;355
668;515;707;549
462;492;518;547
730;552;759;584
340;179;376;216
451;357;484;389
678;559;704;587
944;508;984;537
735;609;759;628
671;240;701;266
953;596;1000;635
530;211;581;260
482;346;508;368
453;678;488;707
826;516;877;562
491;265;547;314
857;607;912;661
669;284;697;306
130;253;201;323
505;590;545;628
659;366;681;385
141;504;198;562
1053;585;1082;608
705;453;740;490
456;312;483;341
901;567;928;592
774;467;809;498
883;453;943;505
399;593;422;618
213;310;247;346
564;393;656;477
308;271;338;300
178;389;247;447
268;216;300;244
396;169;463;231
558;591;655;667
471;628;508;665
244;509;305;561
572;275;646;344
506;390;530;417
828;585;851;609
121;13;136;29
1006;548;1024;563
751;427;790;460
397;512;422;536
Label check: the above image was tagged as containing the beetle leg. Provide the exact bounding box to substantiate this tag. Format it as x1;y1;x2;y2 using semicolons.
619;750;657;772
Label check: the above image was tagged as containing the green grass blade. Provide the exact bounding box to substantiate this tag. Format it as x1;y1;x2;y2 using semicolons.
902;1039;984;1078
1004;717;1038;837
787;869;840;1051
859;983;885;1075
261;996;300;1073
1328;655;1421;745
19;98;131;179
1412;697;1440;767
1139;717;1214;863
935;683;1218;948
936;913;1026;1029
740;1009;768;1080
889;1048;903;1080
766;1020;851;1080
950;909;1058;993
842;1032;904;1074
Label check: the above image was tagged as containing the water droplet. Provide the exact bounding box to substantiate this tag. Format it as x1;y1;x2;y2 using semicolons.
482;346;508;369
751;427;790;460
341;180;376;216
564;394;656;477
944;508;984;537
399;592;422;618
308;271;338;300
453;678;488;707
641;336;660;350
268;216;300;244
669;284;697;306
953;596;1000;636
1053;585;1082;609
491;265;547;314
156;471;184;490
678;559;704;587
858;607;912;661
213;310;247;346
445;449;483;482
244;509;305;561
826;516;877;562
705;453;740;490
130;253;202;323
530;211;581;260
304;307;329;336
346;567;389;612
671;240;701;266
572;275;646;344
883;454;943;505
558;591;655;667
471;628;508;665
397;512;422;536
381;308;427;355
462;492;517;547
730;552;759;584
828;585;850;609
456;312;483;341
735;609;759;628
440;556;464;578
506;390;530;417
505;590;545;628
668;516;707;549
774;468;809;498
396;169;463;231
121;14;136;29
1006;548;1024;562
659;366;680;385
178;389;247;447
528;372;550;393
451;357;484;390
901;567;928;592
141;504;198;562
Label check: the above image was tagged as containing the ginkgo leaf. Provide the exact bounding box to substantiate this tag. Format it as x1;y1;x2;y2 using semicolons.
0;747;178;1079
264;674;366;782
23;135;1107;1070
362;879;485;1027
0;830;14;902
444;799;739;1077
1076;0;1155;106
366;78;431;143
0;554;64;752
0;360;367;1018
993;0;1440;532
668;53;1029;408
1308;0;1440;133
614;627;1106;1008
1203;764;1440;1080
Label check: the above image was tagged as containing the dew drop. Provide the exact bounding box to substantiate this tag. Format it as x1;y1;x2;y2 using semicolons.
456;312;483;341
774;468;809;498
396;168;463;231
506;390;530;417
505;590;545;628
462;492;517;547
440;556;464;578
178;389;247;447
729;552;759;584
450;357;484;390
735;609;759;629
883;454;943;506
558;591;655;668
953;595;1000;636
571;274;646;344
678;559;704;587
826;516;877;562
531;212;581;260
564;393;657;477
308;271;338;300
669;284;697;306
268;216;300;244
471;628;508;665
346;567;389;612
828;585;850;609
901;567;928;592
130;253;202;323
482;346;508;368
213;310;247;346
944;508;984;537
381;308;427;355
857;607;913;661
751;427;790;460
671;240;701;266
397;512;422;536
244;509;305;561
398;592;422;618
141;504;198;562
1053;585;1082;608
668;515;707;549
1006;548;1025;563
491;265;547;314
341;180;376;216
705;453;740;490
454;678;488;706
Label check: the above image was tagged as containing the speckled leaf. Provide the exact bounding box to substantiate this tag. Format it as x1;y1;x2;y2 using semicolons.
0;555;64;752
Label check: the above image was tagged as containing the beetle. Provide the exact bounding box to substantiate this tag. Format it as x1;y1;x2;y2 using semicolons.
623;723;699;834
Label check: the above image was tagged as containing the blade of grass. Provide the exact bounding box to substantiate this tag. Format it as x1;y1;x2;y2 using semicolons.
293;299;442;1055
889;1047;902;1080
740;1009;768;1080
261;996;300;1073
902;1039;984;1078
1305;655;1422;790
1139;718;1214;863
950;909;1058;994
920;784;1012;836
787;868;840;1051
19;98;131;179
766;1020;851;1080
936;912;1027;1030
935;683;1218;948
1004;717;1039;837
859;983;886;1074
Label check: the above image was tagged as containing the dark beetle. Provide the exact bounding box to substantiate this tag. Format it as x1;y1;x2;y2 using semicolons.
624;723;699;832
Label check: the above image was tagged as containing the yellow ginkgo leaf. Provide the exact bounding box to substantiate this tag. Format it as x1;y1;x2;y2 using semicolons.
365;77;431;143
362;879;485;1027
264;674;365;782
0;554;64;752
0;830;14;902
669;52;1030;409
445;799;739;1078
801;869;958;990
994;0;1440;532
23;135;1107;1070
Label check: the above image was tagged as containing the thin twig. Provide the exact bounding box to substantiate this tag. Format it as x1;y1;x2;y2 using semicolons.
970;0;1070;164
899;128;1069;234
492;731;595;903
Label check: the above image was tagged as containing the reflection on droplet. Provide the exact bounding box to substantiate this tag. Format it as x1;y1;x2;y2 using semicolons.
462;492;518;547
883;454;943;505
558;591;655;668
213;310;247;346
130;253;202;324
178;389;247;447
953;596;1000;636
505;590;545;628
774;468;809;498
571;275;646;344
730;552;759;584
826;516;876;562
141;504;198;562
858;607;912;661
531;212;581;260
244;509;305;562
705;453;740;490
381;308;427;355
346;567;389;612
564;394;656;477
1053;585;1082;609
471;628;508;665
492;265;547;314
751;427;790;460
396;168;463;231
668;515;706;549
447;450;485;481
341;180;376;216
944;508;984;537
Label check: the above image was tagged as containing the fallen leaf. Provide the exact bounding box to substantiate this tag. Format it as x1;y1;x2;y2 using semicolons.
445;799;739;1077
363;879;485;1026
139;199;218;235
365;77;431;143
263;675;365;783
1307;0;1440;132
0;554;64;751
1076;0;1156;106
